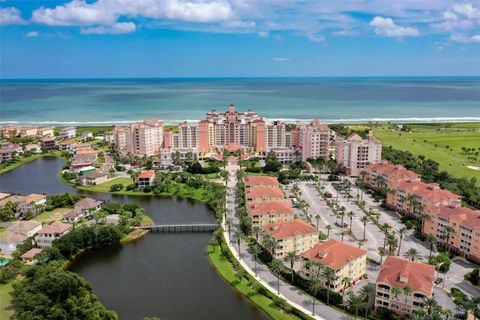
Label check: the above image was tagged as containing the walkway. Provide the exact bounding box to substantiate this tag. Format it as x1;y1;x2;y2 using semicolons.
222;163;351;320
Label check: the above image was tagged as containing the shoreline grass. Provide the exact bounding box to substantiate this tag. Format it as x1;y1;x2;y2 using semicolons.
208;239;314;320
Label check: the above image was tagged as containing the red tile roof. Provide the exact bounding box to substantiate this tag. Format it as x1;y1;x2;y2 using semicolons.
244;176;279;187
262;220;317;239
247;201;294;215
21;248;43;259
366;161;420;181
139;170;155;179
395;181;460;202
302;239;367;270
246;187;284;199
37;221;72;235
377;256;435;295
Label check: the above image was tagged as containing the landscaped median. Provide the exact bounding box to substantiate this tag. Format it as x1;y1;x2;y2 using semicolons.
208;237;314;320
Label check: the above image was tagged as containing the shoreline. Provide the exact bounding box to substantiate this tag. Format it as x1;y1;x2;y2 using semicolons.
2;119;480;126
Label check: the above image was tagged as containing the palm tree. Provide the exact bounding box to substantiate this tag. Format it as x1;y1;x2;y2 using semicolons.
404;248;421;261
378;247;387;264
309;276;321;316
325;224;333;238
360;284;375;319
425;296;439;315
340;230;347;241
427;234;437;257
225;217;232;238
444;225;455;252
252;225;261;242
315;214;321;229
391;287;402;301
270;259;283;294
419;211;429;231
347;211;355;233
360;215;369;241
322;267;337;306
234;230;243;259
250;244;262;276
286;251;297;284
348;292;364;318
380;223;392;249
341;276;352;298
403;285;412;306
397;227;408;256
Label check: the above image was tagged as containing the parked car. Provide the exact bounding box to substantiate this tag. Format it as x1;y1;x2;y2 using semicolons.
325;192;333;198
434;277;443;285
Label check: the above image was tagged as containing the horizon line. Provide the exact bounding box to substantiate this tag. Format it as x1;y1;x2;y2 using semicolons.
1;75;480;81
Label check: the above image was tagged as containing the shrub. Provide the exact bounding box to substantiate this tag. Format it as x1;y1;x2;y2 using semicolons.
126;184;137;191
143;186;152;193
110;183;124;192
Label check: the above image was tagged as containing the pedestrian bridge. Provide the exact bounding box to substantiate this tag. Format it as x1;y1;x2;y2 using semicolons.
136;223;220;233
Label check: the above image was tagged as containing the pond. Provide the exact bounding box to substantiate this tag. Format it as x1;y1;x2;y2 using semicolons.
0;157;269;320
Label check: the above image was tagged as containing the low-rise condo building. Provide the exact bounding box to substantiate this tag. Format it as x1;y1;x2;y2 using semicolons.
247;201;294;226
262;219;318;258
36;221;72;248
245;186;284;202
244;176;279;191
40;137;56;152
335;133;382;176
423;204;480;264
386;181;461;216
36;127;54;138
300;239;367;293
375;256;435;316
363;161;421;190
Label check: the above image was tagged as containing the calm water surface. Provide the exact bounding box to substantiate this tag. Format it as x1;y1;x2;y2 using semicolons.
0;157;269;320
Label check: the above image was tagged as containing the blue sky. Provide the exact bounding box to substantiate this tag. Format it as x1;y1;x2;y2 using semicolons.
1;0;479;78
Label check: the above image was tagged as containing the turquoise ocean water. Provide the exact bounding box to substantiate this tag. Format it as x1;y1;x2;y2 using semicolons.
1;77;479;124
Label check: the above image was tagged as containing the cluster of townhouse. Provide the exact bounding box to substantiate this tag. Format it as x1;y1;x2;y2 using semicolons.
243;175;437;316
364;160;480;264
0;196;119;263
112;105;382;173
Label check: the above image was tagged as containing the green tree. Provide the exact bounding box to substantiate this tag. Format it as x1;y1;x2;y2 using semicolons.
286;251;297;284
270;259;283;294
322;267;337;306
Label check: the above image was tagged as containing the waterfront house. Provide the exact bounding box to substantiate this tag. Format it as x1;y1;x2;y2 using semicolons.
80;131;93;141
245;187;284;202
40;137;56;152
375;256;435;316
58;140;76;151
17;194;47;215
60;126;76;139
36;127;54;138
0;148;16;163
247;201;294;226
20;248;43;264
71;143;92;153
0;233;28;255
138;170;155;187
262;219;318;259
36;221;72;247
81;172;107;186
300;239;367;293
24;143;42;153
64;198;103;223
7;220;43;237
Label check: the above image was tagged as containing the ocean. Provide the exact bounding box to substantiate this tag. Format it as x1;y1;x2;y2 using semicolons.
1;77;479;125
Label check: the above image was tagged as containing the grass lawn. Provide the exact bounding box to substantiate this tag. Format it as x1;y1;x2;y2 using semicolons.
373;123;480;182
76;177;209;202
33;208;71;223
76;126;113;135
208;241;313;320
0;227;8;239
0;151;62;175
0;282;13;319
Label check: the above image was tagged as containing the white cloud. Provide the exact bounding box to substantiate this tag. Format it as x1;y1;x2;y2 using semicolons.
25;31;39;37
257;31;269;38
0;7;25;25
449;33;480;43
81;22;136;34
370;16;419;37
308;33;325;42
436;3;480;32
273;57;288;62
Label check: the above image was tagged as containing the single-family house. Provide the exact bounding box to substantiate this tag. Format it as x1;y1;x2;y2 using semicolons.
36;221;72;247
138;170;155;187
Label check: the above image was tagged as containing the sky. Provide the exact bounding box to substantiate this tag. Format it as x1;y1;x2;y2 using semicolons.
0;0;479;78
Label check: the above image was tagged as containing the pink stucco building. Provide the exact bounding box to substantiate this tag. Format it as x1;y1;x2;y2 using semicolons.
335;133;382;176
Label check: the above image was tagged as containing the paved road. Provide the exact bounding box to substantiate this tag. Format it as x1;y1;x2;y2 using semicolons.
223;164;352;320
